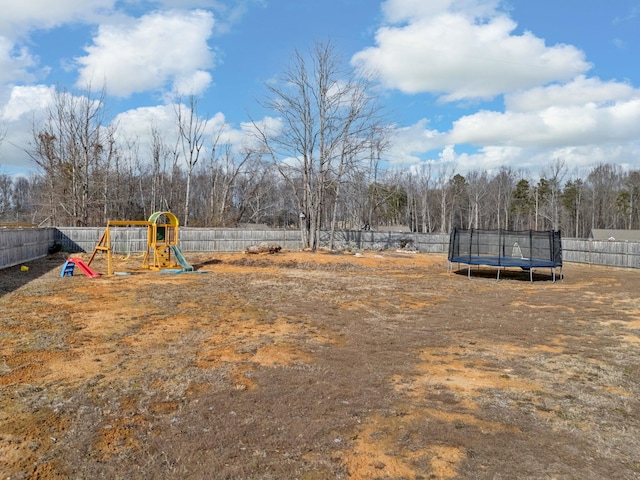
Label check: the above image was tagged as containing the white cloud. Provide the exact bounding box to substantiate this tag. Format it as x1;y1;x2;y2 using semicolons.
612;38;626;50
76;9;215;97
612;6;639;25
173;71;213;98
0;84;57;170
388;105;640;176
0;0;115;38
446;84;640;148
0;37;38;84
385;74;640;174
506;76;638;112
237;116;282;151
146;0;258;35
437;143;640;175
352;0;590;101
1;84;55;121
371;0;640;174
440;145;526;173
0;1;116;99
114;104;178;143
381;0;500;24
385;118;442;164
401;143;636;176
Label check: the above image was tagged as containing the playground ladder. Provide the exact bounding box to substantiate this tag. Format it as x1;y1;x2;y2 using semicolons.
60;260;76;277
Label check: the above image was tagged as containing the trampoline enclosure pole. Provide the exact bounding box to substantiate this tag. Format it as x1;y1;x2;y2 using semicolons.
530;230;533;282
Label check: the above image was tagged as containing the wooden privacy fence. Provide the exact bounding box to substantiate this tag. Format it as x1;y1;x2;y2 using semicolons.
4;227;640;271
318;230;449;253
0;228;57;269
562;238;640;269
52;227;449;255
53;227;307;254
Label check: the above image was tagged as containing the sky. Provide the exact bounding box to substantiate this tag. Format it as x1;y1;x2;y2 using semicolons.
0;0;639;178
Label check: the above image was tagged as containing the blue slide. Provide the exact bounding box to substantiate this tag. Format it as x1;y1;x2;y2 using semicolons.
169;245;194;271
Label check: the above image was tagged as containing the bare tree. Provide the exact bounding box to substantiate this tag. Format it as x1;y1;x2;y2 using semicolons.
435;162;456;233
97;123;120;223
488;167;517;230
0;127;9;221
27;85;113;226
587;163;623;230
415;162;434;232
230;159;273;225
537;159;568;231
190;121;267;227
12;176;38;223
147;124;170;214
328;112;386;250
210;145;254;226
465;170;489;229
623;170;640;229
0;173;12;221
255;40;384;250
175;96;208;226
562;178;584;237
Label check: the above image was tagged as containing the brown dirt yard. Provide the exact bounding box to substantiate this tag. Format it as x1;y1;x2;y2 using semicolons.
1;250;639;479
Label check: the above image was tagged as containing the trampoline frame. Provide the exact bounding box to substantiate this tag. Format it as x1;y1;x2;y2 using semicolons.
447;228;563;282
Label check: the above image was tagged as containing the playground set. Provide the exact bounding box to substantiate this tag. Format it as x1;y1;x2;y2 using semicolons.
60;212;194;277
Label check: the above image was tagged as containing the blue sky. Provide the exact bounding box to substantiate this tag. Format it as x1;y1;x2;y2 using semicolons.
1;0;639;178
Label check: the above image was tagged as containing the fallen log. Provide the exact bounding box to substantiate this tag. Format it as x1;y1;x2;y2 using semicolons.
246;242;282;254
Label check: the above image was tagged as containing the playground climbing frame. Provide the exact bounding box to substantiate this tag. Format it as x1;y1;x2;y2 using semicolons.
88;212;188;275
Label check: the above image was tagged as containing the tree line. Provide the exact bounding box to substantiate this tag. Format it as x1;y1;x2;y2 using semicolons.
1;42;639;243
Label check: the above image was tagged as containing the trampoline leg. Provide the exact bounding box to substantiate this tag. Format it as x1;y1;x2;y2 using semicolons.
530;269;533;282
497;268;501;281
468;265;471;279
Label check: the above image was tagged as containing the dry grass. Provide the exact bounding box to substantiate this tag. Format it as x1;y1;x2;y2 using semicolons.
1;251;639;479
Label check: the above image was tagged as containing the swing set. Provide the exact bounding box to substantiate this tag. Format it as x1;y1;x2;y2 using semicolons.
88;211;192;275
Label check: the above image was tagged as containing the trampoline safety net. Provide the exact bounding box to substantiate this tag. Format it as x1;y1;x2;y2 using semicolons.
447;228;563;281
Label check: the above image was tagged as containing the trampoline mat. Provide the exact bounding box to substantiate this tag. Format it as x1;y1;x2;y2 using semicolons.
449;255;559;268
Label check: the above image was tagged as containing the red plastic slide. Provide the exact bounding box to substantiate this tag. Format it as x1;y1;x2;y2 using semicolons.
69;257;100;278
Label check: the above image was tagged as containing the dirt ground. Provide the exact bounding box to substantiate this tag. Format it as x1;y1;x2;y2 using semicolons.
1;249;639;479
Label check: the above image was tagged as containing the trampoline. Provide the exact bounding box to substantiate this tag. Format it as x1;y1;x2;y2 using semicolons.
448;228;563;282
